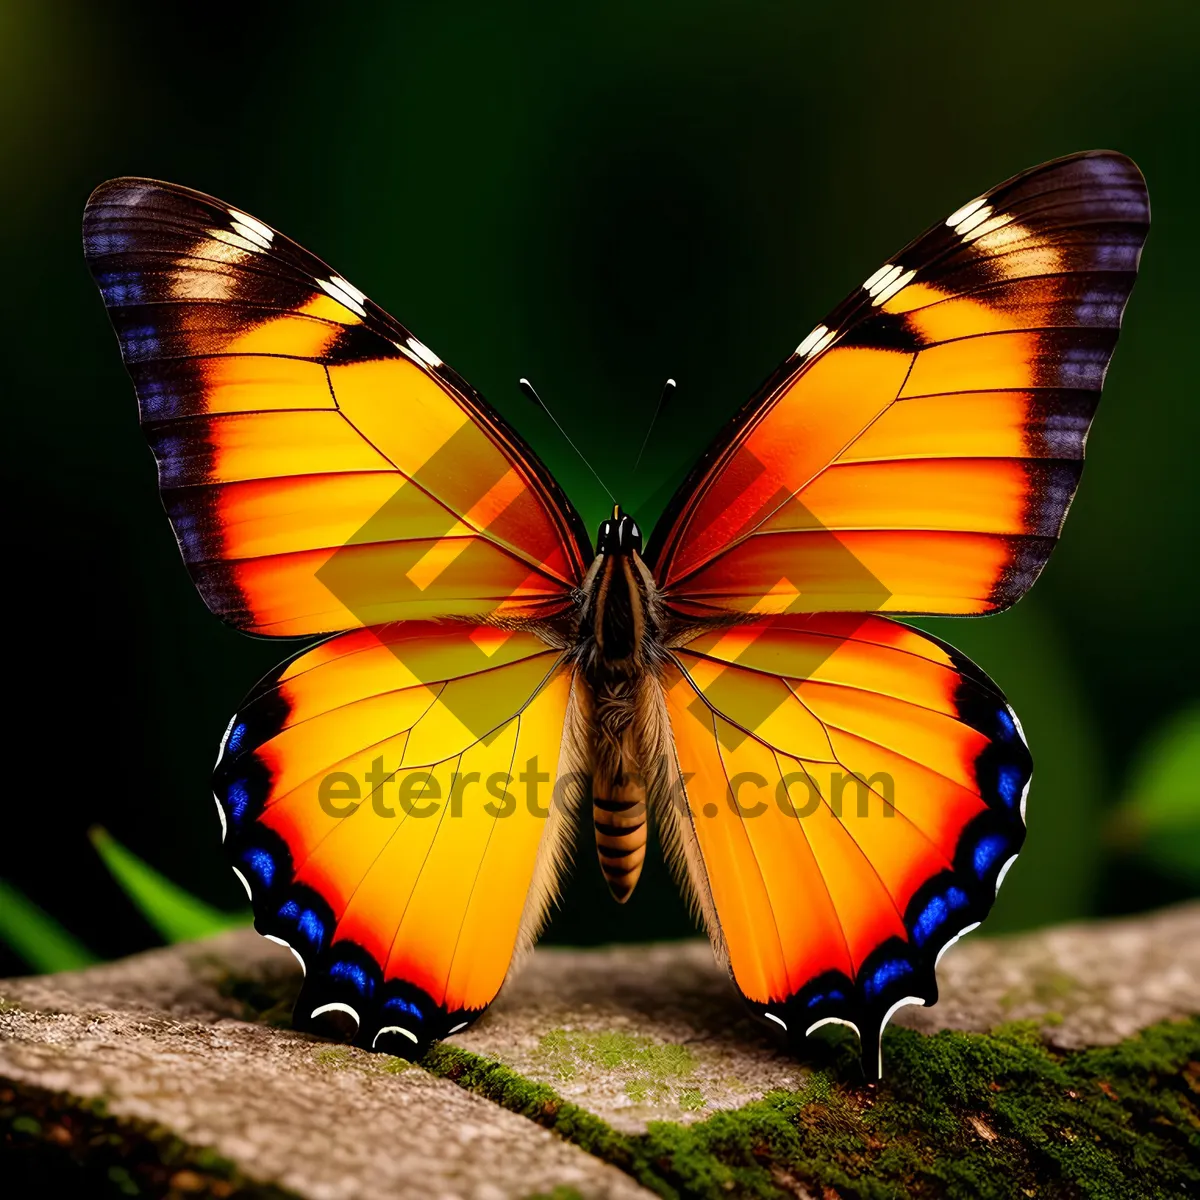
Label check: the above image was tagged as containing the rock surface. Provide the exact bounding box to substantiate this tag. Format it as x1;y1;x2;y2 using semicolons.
458;901;1200;1131
2;902;1198;1197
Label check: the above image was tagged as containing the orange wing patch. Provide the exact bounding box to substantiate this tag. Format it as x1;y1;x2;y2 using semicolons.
212;622;580;1051
661;614;1030;1077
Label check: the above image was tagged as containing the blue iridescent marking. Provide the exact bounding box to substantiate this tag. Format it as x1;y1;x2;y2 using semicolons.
226;722;248;755
88;232;131;254
330;961;373;996
226;779;250;824
913;895;948;947
806;988;846;1009
244;848;274;887
995;708;1017;741
96;271;144;305
384;996;424;1021
169;508;205;558
279;900;300;920
996;763;1024;807
152;432;190;485
122;324;160;359
297;909;324;947
863;959;914;999
912;886;970;947
973;834;1007;878
136;377;176;419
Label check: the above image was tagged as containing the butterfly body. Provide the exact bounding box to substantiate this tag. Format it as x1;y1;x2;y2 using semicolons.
573;507;665;901
85;152;1148;1077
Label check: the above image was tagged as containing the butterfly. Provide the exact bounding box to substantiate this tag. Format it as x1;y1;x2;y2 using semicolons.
83;151;1148;1078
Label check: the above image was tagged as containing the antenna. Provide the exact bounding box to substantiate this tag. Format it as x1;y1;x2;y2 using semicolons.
518;378;616;503
634;377;676;472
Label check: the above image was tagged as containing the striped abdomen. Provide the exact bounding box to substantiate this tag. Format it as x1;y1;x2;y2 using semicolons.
593;734;647;903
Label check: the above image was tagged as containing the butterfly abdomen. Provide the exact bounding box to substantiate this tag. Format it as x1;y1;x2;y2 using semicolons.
576;519;665;903
592;738;648;902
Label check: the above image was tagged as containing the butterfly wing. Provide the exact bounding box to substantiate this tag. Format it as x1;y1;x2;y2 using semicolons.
647;151;1149;618
84;179;591;634
213;621;584;1052
657;614;1029;1077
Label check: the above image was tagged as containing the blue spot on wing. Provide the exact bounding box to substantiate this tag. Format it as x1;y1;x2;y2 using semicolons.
121;324;161;360
244;848;274;887
329;961;373;997
996;707;1017;741
996;763;1024;807
863;959;913;1000
384;996;424;1021
297;909;324;949
973;834;1008;879
226;722;247;756
135;376;178;419
806;988;846;1009
912;886;971;947
95;270;145;305
279;900;299;920
226;779;250;824
913;895;949;947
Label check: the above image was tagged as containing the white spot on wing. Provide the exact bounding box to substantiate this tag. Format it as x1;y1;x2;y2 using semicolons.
862;264;894;291
805;1015;860;1037
877;995;925;1077
935;921;981;967
215;714;236;768
310;1001;360;1028
231;867;252;901
764;1012;788;1031
794;323;830;358
373;1025;418;1047
1008;705;1028;742
318;276;368;318
228;209;274;250
995;854;1019;894
212;792;228;843
263;934;306;975
945;196;988;228
865;264;903;298
448;1021;469;1035
871;268;915;307
406;336;443;367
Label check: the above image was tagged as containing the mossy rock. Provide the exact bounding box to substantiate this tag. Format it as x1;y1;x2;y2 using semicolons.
2;905;1199;1198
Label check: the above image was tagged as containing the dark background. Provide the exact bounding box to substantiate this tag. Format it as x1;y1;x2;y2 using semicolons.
2;0;1197;974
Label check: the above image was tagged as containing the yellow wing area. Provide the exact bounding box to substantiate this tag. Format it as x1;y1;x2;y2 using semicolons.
212;622;581;1052
649;151;1148;618
658;614;1030;1077
84;178;590;635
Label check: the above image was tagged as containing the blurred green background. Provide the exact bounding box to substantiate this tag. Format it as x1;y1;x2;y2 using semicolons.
2;0;1198;974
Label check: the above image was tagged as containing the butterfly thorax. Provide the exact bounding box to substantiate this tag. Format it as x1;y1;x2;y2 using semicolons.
573;508;664;902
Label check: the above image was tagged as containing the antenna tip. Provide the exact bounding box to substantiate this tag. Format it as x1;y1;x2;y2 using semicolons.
666;378;677;388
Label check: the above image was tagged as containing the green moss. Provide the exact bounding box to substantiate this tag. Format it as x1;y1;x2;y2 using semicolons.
313;1046;352;1070
427;1019;1200;1200
535;1029;697;1083
0;1075;298;1197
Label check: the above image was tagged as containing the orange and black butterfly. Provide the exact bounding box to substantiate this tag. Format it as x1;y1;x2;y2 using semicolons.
84;151;1148;1077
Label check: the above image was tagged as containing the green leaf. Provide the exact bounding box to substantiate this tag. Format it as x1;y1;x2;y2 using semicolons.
89;826;250;943
1111;706;1200;883
0;877;99;973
